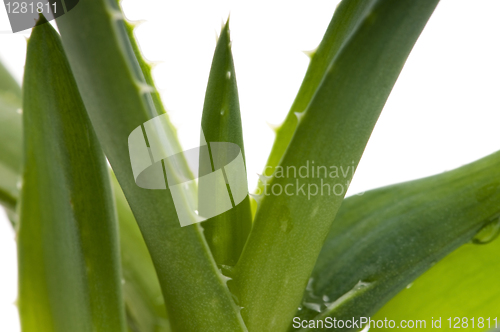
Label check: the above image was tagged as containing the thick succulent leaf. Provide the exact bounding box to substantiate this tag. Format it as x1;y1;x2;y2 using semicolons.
200;21;252;266
0;62;22;212
113;175;171;332
259;0;377;184
122;19;172;332
0;59;170;331
295;151;500;331
18;20;126;331
232;0;439;331
373;231;500;330
55;1;246;331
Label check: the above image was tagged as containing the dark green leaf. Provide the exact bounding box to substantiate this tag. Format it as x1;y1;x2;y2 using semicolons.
200;21;252;266
233;0;439;331
18;20;126;331
113;175;171;332
56;1;246;330
259;0;377;184
0;57;170;331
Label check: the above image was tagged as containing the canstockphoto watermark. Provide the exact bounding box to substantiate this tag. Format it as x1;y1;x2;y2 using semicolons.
2;0;79;33
128;114;249;227
292;317;428;329
256;161;364;199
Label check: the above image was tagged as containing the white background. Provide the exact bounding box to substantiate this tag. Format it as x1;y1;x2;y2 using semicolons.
1;0;500;330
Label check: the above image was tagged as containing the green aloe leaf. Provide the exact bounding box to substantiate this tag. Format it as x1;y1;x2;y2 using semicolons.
232;0;439;331
122;18;172;332
373;228;500;330
259;0;378;185
0;61;22;213
200;21;252;267
55;1;246;330
113;175;171;332
295;151;500;331
18;19;126;331
124;20;171;126
0;59;169;331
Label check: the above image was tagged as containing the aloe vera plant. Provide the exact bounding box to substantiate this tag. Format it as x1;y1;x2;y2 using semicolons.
0;0;499;331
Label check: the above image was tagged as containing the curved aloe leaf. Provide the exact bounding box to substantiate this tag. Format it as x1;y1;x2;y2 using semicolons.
373;232;500;330
18;20;126;331
295;151;500;331
233;0;439;331
0;61;22;213
258;0;377;186
55;1;246;330
200;21;252;266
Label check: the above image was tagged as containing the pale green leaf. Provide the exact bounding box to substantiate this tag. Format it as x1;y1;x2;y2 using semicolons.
296;150;500;331
373;226;500;330
0;61;22;212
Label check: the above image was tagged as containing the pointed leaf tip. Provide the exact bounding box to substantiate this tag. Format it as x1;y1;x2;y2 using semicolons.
200;13;251;267
36;13;48;25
